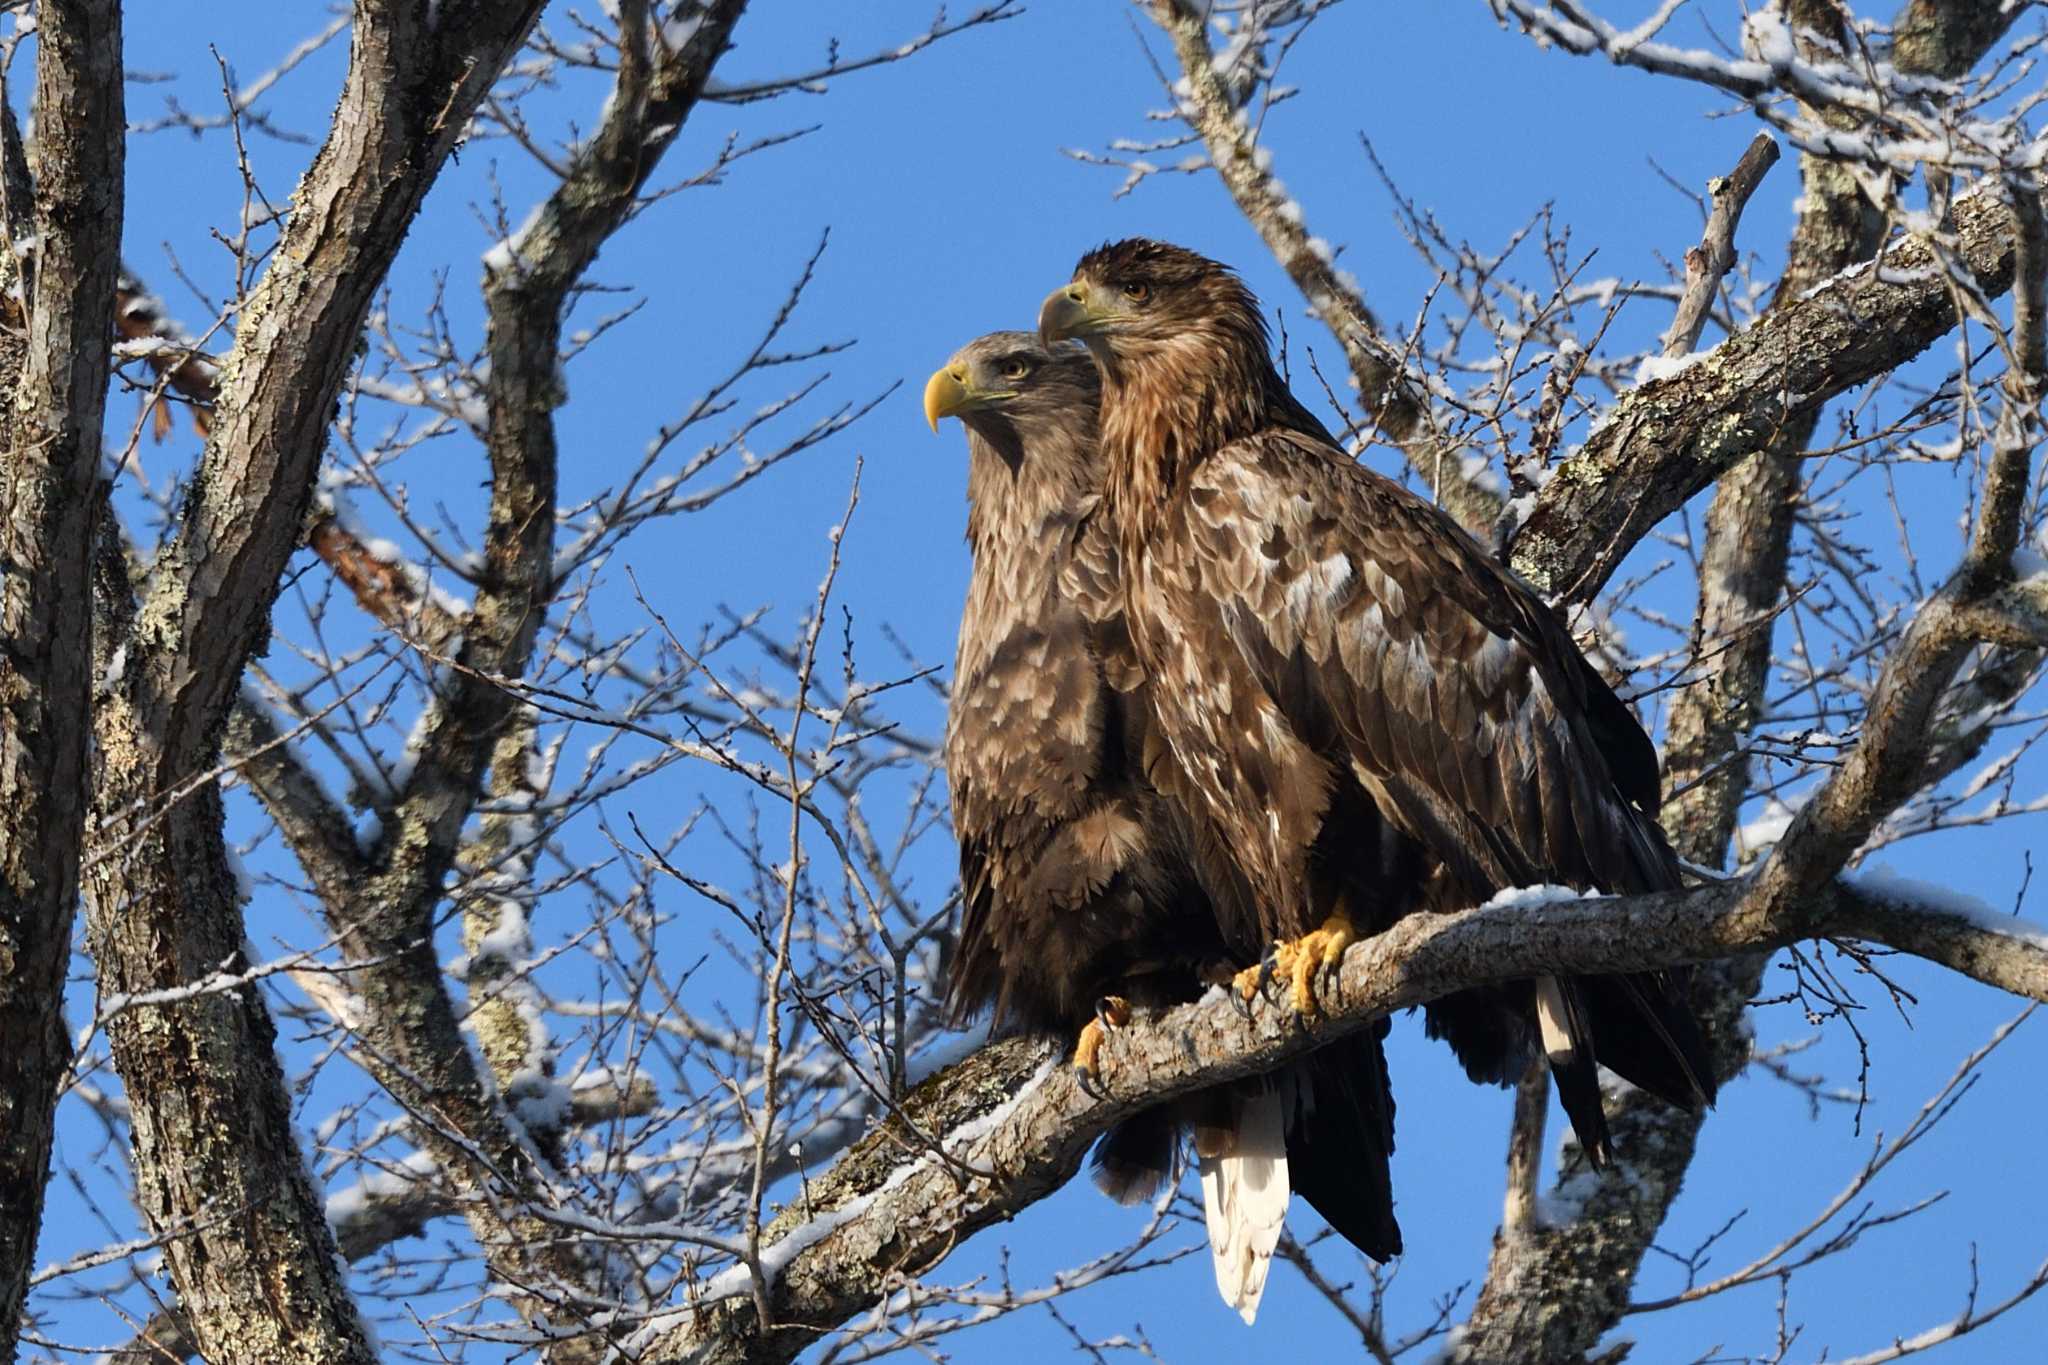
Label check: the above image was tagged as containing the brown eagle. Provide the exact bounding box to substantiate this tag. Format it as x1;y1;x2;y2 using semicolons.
927;332;1400;1320
1038;240;1715;1174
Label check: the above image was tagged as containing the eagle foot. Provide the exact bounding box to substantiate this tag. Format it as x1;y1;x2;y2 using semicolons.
1072;995;1131;1096
1242;912;1357;1017
1231;956;1275;1014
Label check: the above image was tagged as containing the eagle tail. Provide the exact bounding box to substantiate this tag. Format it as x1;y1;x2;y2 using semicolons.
1582;969;1719;1112
1421;984;1533;1086
1091;1104;1179;1205
1282;1030;1402;1263
1198;1087;1291;1325
1536;974;1614;1168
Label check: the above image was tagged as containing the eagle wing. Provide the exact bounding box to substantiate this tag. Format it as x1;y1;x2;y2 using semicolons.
1180;426;1679;903
947;572;1142;1029
1172;426;1714;1126
1059;501;1270;957
1060;499;1148;694
947;484;1258;1032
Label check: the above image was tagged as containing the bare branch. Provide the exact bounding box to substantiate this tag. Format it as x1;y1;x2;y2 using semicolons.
1512;182;2039;604
1658;133;1781;360
77;7;553;1362
644;869;2048;1363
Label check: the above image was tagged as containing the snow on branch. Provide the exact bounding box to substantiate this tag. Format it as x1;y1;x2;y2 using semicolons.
1492;2;2041;179
1511;180;2041;604
637;869;2048;1364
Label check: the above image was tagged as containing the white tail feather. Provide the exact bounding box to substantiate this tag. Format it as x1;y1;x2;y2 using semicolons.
1198;1090;1290;1325
1535;975;1575;1062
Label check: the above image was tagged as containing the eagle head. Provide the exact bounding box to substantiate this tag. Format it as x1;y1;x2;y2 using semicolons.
1037;238;1265;363
923;331;1097;437
922;330;1100;482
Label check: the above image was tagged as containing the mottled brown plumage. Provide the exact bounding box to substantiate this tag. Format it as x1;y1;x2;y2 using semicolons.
929;332;1400;1289
1040;241;1714;1166
937;335;1218;1035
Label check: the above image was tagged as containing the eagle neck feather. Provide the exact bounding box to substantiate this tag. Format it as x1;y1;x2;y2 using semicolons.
1099;318;1279;544
953;413;1101;698
961;407;1097;556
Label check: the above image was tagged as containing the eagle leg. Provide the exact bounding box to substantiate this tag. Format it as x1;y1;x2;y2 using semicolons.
1238;910;1357;1017
1073;995;1132;1095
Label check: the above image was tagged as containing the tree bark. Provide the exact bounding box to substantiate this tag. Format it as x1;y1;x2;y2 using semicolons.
277;6;753;1353
13;6;2043;1363
640;864;2048;1364
0;4;123;1356
76;5;548;1361
1510;182;2033;605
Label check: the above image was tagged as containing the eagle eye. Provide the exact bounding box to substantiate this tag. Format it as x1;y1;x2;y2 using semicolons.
998;356;1034;382
1121;281;1151;303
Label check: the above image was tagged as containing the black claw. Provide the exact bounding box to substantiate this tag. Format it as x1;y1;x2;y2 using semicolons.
1232;952;1279;1020
1075;1061;1104;1100
1093;997;1124;1034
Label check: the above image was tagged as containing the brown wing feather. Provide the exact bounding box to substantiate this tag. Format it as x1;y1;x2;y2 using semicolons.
1165;425;1713;1115
1062;238;1712;1151
1059;505;1148;696
1180;428;1682;902
945;510;1218;1031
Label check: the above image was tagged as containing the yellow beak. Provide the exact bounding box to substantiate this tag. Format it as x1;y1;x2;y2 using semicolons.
923;364;973;433
1037;283;1097;347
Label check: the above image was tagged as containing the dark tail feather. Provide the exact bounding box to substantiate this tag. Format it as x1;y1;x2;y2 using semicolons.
1423;968;1712;1169
1092;1104;1180;1205
1538;975;1614;1168
1422;983;1537;1088
1582;969;1718;1111
1284;1025;1402;1261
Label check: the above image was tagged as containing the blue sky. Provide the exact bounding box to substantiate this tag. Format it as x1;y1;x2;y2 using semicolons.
46;3;2048;1361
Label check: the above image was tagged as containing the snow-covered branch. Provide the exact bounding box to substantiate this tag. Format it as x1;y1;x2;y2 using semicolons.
635;866;2048;1363
1511;179;2041;603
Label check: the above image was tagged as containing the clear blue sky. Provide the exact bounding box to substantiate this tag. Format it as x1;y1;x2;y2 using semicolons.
51;3;2048;1361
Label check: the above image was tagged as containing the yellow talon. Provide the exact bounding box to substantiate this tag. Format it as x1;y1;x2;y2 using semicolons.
1072;996;1131;1089
1269;912;1351;1019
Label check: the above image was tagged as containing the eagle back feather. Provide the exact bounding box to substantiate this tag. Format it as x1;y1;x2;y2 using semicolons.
1182;428;1685;907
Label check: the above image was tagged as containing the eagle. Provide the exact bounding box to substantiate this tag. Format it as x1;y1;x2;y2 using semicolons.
1037;240;1715;1174
927;331;1400;1321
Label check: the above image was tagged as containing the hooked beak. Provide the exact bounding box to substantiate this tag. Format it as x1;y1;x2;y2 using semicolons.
1037;281;1103;349
923;363;1006;433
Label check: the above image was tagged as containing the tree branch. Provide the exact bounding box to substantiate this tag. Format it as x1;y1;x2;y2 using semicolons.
78;7;550;1362
223;692;368;901
1463;8;2031;1355
123;0;544;775
0;1;123;1352
101;1073;662;1365
1658;132;1780;359
644;867;2048;1364
276;6;759;1353
1511;181;2036;604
